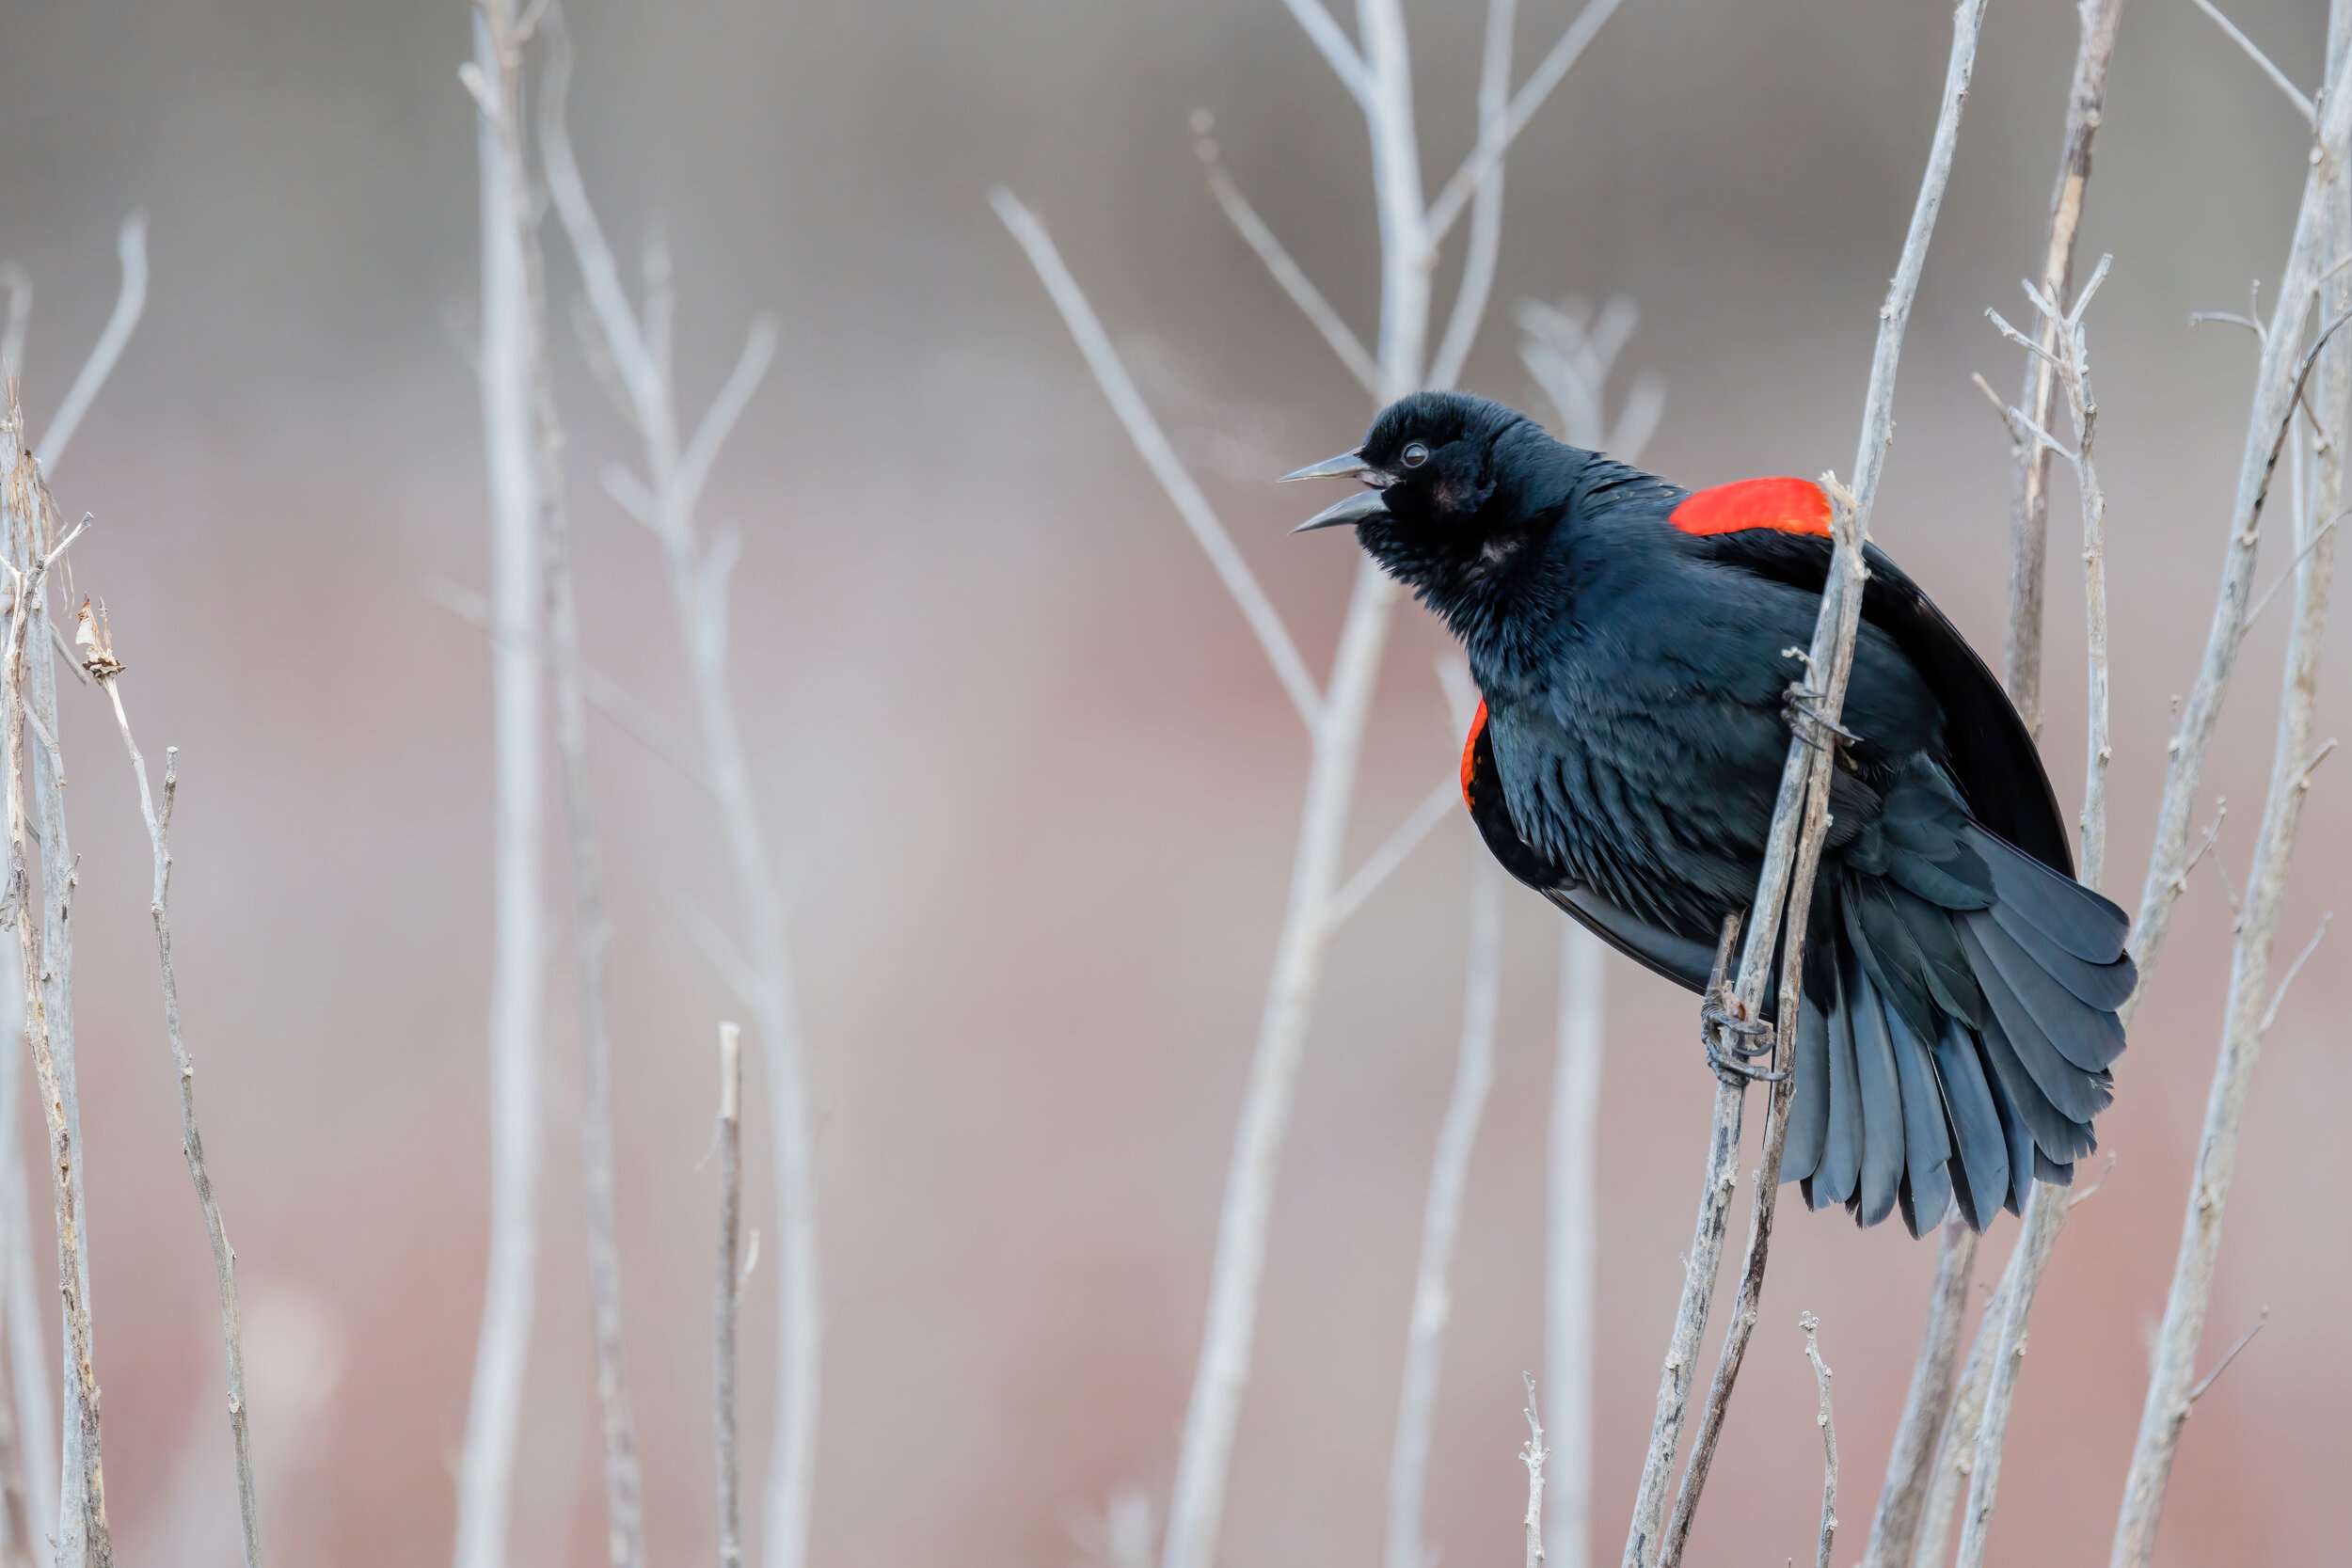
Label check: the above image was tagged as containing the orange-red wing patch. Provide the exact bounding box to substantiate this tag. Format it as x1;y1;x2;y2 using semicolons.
1669;476;1831;538
1460;699;1488;810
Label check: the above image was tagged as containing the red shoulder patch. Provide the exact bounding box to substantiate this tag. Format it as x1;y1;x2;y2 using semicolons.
1669;476;1831;538
1460;699;1488;810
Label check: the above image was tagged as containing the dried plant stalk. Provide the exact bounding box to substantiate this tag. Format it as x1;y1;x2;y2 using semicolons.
94;669;262;1568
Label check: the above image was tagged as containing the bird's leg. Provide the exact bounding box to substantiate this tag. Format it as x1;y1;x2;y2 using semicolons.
1779;647;1859;752
1701;993;1785;1084
1783;684;1859;752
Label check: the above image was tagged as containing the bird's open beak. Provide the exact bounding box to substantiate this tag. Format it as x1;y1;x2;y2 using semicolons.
1279;449;1392;532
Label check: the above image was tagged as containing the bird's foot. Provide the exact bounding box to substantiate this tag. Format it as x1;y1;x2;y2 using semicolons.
1702;998;1785;1084
1783;685;1859;752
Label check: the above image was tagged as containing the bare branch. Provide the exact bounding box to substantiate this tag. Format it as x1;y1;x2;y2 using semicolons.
0;390;112;1567
1424;0;1627;249
35;214;148;477
94;672;262;1568
1385;863;1504;1568
2129;46;2352;1022
1522;1373;1549;1568
2115;24;2352;1555
453;13;548;1562
2258;911;2329;1031
537;19;661;420
713;1022;745;1568
1859;1218;1978;1568
992;189;1323;728
676;318;777;528
1548;916;1604;1568
2001;0;2123;738
1426;0;1518;392
1648;1;1988;1552
2246;509;2345;622
2187;0;2316;128
1953;1178;2067;1568
1193;126;1381;398
1800;1315;1837;1568
1328;776;1458;927
1277;0;1372;107
2185;1307;2267;1403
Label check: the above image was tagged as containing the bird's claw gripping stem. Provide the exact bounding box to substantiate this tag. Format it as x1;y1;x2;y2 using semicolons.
1784;685;1858;752
1702;996;1786;1084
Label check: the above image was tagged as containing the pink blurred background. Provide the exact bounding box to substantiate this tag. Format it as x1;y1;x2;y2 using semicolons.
0;0;2342;1562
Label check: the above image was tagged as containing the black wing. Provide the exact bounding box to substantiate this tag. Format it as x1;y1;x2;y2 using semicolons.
1462;712;1718;991
1686;529;2074;877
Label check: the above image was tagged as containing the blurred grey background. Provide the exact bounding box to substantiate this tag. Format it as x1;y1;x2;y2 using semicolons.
0;0;2341;1563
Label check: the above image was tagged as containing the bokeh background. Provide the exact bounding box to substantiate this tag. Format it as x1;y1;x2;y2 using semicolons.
0;0;2341;1562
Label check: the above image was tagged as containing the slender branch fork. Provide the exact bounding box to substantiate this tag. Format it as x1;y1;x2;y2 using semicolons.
1950;255;2119;1568
1800;1315;1838;1568
1521;1374;1549;1568
997;7;1628;1568
538;20;823;1567
0;398;109;1568
88;641;262;1568
1640;8;1986;1566
469;7;653;1563
2111;8;2352;1560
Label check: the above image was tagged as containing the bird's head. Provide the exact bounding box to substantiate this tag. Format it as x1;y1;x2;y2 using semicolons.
1282;391;1564;602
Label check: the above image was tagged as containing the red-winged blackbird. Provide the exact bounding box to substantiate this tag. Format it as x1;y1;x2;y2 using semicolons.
1286;391;2130;1237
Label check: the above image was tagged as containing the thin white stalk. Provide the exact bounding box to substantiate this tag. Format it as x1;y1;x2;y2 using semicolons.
1952;1177;2066;1568
1422;0;1628;248
1522;1377;1549;1568
0;958;55;1552
33;214;146;479
1195;141;1382;400
1881;10;2121;1548
1385;862;1504;1568
0;408;108;1568
95;675;262;1568
1327;776;1456;927
2110;24;2352;1558
452;11;546;1568
714;1022;744;1568
1359;0;1429;398
1801;1316;1837;1568
1906;1234;2023;1568
1860;1219;1977;1568
989;192;1322;728
1426;0;1517;392
1641;7;1986;1560
2186;0;2316;128
1277;0;1373;105
540;38;822;1567
1516;293;1655;1568
1159;556;1400;1568
1545;921;1602;1568
2128;40;2352;1016
2002;0;2123;740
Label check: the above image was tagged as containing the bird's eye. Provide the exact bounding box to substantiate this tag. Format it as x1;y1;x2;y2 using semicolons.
1401;442;1430;468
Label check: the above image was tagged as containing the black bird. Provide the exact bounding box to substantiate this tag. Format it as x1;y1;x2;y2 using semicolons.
1285;391;2132;1236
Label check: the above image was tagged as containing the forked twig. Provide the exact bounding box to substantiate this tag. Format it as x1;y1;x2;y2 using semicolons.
92;653;262;1568
1800;1315;1837;1568
1648;1;1987;1555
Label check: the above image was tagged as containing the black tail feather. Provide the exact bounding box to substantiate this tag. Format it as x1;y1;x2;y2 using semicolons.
1845;960;1906;1227
1785;802;2126;1233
